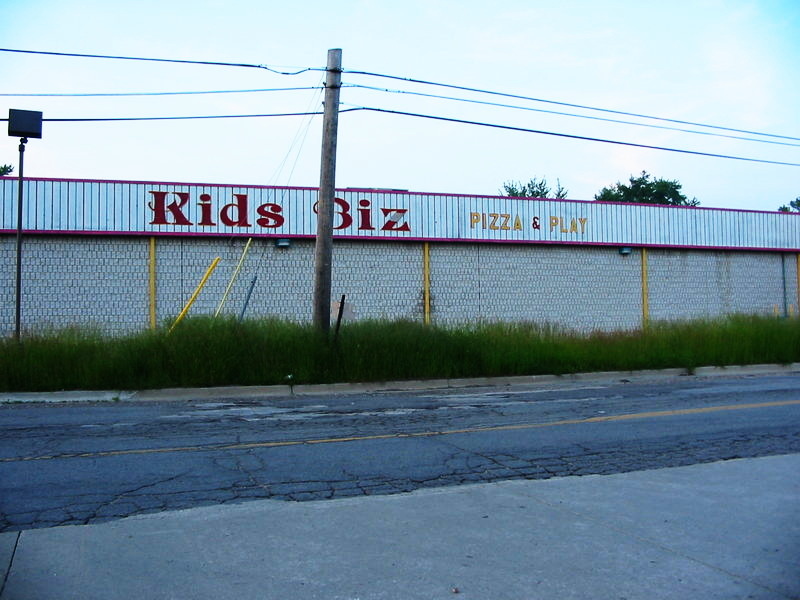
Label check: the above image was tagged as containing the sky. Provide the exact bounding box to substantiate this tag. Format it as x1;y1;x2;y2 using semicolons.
1;0;799;211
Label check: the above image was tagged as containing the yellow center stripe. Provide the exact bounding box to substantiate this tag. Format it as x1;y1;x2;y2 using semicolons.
3;399;799;463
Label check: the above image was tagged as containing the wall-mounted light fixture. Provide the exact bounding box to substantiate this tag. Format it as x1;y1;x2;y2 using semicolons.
275;238;291;249
619;247;633;256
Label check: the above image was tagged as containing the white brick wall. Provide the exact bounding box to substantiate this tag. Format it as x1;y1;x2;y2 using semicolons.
647;250;796;320
1;234;798;336
0;236;148;335
429;244;643;332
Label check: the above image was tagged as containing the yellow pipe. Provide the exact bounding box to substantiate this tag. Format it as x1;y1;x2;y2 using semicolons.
423;242;431;325
169;257;221;334
215;238;253;317
148;237;157;329
641;247;650;327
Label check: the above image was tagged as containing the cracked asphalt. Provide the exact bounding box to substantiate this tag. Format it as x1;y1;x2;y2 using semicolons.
1;373;799;533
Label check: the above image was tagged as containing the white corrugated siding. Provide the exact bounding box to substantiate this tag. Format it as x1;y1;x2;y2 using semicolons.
1;178;798;250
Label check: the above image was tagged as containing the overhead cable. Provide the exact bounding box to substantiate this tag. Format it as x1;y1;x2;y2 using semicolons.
0;110;342;122
343;69;800;142
5;47;795;143
0;47;323;75
2;105;796;166
344;83;800;148
345;106;800;168
0;86;322;97
268;83;325;185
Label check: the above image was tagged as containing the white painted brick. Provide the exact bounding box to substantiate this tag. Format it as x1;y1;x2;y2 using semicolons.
1;235;798;336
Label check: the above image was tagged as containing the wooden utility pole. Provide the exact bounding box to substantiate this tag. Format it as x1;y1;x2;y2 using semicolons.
313;48;342;332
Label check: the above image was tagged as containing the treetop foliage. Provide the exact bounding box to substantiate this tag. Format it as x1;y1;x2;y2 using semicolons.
0;164;13;176
500;177;568;199
595;171;699;206
777;198;800;213
501;172;701;207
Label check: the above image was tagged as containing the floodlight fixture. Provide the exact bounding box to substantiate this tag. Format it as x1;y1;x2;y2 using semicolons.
8;109;43;139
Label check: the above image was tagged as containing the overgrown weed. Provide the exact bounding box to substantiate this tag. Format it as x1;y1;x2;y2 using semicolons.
1;315;797;392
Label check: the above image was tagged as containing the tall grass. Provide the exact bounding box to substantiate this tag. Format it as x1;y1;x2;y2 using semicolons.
1;315;798;392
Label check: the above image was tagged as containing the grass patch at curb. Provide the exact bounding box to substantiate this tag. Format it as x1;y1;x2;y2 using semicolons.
1;315;798;392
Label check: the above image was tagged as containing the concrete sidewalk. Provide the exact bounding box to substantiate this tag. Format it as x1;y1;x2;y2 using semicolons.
2;454;798;600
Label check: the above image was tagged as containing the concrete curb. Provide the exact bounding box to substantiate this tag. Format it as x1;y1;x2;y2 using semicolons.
0;390;137;404
692;363;800;376
132;385;293;401
1;363;798;405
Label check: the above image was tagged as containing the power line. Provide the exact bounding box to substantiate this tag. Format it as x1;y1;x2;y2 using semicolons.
0;86;321;97
346;106;800;168
343;69;800;143
2;105;795;166
0;110;351;122
0;47;323;75
7;46;795;144
6;79;797;150
268;83;325;185
344;83;800;149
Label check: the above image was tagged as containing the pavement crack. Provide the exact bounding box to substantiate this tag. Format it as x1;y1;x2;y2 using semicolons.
0;531;20;597
120;472;189;497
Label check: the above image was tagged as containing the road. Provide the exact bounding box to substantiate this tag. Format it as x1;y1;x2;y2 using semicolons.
1;373;799;533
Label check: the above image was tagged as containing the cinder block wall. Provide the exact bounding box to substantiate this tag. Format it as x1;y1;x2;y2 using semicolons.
157;238;425;324
647;250;798;320
0;235;149;335
1;234;798;336
428;244;643;332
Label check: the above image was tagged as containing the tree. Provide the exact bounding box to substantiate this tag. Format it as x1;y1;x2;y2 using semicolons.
501;177;568;199
777;198;800;213
0;165;12;176
595;171;699;206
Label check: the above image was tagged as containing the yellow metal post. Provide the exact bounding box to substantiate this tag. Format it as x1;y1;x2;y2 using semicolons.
148;237;157;329
423;242;431;325
215;238;253;317
641;248;650;327
797;254;800;318
168;257;221;334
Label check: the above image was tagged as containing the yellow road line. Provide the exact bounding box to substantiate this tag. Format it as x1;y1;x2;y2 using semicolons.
3;399;799;463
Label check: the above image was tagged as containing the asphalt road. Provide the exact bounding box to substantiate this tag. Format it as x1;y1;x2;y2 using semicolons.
2;373;799;533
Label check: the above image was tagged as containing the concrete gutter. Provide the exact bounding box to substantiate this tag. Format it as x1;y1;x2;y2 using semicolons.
1;363;798;404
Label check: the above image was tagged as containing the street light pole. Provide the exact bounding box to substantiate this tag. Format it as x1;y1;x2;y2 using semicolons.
14;136;27;341
7;108;43;342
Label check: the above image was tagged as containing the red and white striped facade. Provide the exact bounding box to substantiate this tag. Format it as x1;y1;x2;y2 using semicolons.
2;177;798;251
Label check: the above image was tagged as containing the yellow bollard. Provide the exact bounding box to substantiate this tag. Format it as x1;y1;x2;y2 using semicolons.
168;257;221;334
641;248;650;328
422;242;431;325
215;238;253;317
149;237;157;329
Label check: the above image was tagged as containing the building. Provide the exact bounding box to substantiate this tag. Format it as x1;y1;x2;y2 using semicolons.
2;176;799;336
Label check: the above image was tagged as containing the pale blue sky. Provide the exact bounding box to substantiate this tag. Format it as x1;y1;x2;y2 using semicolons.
2;0;799;210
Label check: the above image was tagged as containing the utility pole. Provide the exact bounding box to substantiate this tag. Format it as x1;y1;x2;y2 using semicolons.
312;48;342;332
